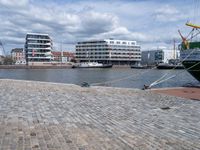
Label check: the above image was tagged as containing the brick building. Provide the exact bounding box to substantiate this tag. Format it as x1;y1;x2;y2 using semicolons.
52;51;75;63
11;48;26;64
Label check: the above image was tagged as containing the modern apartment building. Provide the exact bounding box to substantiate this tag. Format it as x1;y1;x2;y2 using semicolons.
24;33;53;65
75;39;141;65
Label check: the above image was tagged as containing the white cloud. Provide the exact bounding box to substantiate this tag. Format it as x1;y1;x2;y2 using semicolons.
154;5;187;22
0;0;28;7
0;0;195;52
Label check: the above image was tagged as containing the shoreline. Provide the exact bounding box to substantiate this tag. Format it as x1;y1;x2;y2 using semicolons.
0;64;134;69
0;65;72;69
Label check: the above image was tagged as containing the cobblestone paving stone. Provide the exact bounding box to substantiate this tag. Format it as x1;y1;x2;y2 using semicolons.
0;79;199;150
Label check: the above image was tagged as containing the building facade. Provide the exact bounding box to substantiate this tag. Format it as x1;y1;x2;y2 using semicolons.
0;43;5;64
141;47;179;65
52;51;75;63
75;39;141;65
11;48;26;64
24;33;53;65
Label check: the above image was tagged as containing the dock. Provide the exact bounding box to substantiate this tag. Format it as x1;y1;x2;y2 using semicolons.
0;79;199;149
152;87;200;101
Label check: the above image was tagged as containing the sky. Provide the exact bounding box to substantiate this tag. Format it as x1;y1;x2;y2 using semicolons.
0;0;200;54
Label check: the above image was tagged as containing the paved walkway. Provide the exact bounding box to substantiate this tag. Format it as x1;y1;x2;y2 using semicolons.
0;79;199;150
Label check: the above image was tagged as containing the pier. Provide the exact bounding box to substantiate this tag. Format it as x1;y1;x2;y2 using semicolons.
0;79;199;149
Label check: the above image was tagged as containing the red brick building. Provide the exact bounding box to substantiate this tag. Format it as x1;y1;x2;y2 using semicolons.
52;51;75;62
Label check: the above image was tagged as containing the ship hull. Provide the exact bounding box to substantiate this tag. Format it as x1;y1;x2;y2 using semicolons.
182;60;200;82
157;63;184;69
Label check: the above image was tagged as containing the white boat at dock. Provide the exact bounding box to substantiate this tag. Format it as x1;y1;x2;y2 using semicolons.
72;62;112;68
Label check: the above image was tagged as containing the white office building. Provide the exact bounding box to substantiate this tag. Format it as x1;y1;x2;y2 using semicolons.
75;39;141;65
24;33;53;65
141;47;179;65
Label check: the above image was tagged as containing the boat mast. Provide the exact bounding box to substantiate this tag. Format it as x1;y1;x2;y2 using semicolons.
173;39;176;59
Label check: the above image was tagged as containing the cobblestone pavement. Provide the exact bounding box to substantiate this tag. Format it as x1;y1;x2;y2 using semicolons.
0;79;199;150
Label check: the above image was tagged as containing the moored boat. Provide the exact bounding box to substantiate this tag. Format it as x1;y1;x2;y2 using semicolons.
156;63;184;69
131;64;150;69
72;62;113;68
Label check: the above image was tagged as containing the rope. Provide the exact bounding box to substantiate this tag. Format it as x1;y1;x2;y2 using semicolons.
91;49;198;88
149;48;199;88
150;61;200;87
91;66;157;86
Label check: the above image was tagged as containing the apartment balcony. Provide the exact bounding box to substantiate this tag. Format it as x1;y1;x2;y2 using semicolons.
27;51;52;55
28;56;52;59
27;42;52;46
27;47;52;50
27;37;51;41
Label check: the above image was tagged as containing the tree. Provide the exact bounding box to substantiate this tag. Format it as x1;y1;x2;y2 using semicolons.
3;56;15;65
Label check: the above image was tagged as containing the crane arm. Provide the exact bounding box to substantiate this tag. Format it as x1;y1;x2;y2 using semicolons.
178;30;189;49
186;22;200;29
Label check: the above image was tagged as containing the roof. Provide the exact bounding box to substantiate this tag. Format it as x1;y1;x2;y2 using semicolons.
27;33;49;36
11;48;23;53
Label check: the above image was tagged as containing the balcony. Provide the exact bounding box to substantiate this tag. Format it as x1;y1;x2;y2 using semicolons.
27;42;52;45
27;37;51;41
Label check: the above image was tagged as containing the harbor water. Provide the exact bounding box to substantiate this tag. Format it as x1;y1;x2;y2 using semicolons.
0;68;198;89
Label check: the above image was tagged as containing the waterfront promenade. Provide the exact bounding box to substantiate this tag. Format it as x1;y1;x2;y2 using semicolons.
0;79;199;150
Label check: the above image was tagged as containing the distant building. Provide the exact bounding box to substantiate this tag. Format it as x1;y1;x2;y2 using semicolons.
141;47;179;65
52;51;75;63
75;39;141;65
24;33;53;65
11;48;26;64
0;41;5;64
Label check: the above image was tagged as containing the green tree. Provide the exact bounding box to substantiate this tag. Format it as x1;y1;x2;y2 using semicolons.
3;56;15;65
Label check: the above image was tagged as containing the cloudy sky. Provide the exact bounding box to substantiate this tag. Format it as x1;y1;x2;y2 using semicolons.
0;0;199;54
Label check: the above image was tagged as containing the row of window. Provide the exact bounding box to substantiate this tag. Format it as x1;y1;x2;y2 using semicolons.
76;52;109;55
76;49;140;52
76;56;141;59
26;49;52;52
77;41;106;44
27;54;49;57
76;45;139;48
26;40;51;44
27;45;51;48
76;45;108;48
76;53;140;55
108;41;135;45
28;59;51;62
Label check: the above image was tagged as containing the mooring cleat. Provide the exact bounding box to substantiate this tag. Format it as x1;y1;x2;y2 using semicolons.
81;82;90;87
142;84;150;90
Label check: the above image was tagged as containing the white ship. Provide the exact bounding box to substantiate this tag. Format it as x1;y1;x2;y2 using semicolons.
72;62;112;68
